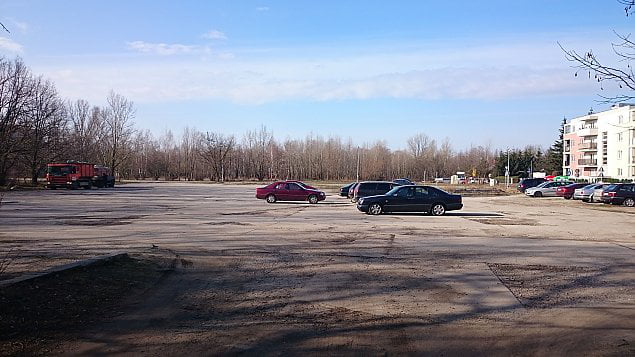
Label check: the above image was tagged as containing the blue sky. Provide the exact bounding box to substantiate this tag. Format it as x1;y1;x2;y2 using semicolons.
0;1;632;150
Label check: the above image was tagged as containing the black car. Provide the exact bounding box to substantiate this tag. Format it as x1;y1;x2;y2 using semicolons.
357;185;463;216
601;183;635;206
393;178;415;186
517;178;547;193
340;182;356;197
351;181;399;202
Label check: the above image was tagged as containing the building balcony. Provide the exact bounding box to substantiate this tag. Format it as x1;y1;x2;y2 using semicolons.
579;142;598;151
577;127;598;137
578;158;598;166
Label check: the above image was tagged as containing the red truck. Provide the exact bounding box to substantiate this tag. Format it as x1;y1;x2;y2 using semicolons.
46;161;115;189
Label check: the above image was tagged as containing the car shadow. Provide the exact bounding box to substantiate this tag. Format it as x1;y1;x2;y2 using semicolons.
382;212;504;217
269;201;350;206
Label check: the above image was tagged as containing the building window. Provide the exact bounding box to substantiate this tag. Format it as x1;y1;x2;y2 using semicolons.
618;150;623;159
618;115;624;124
617;168;623;176
618;132;623;142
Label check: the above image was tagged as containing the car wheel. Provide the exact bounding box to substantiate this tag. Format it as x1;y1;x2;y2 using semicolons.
564;195;571;200
624;198;635;207
266;194;276;203
308;195;318;204
430;203;446;216
534;191;542;197
368;203;382;215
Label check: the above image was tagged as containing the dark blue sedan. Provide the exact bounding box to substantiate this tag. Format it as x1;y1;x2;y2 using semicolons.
356;185;462;216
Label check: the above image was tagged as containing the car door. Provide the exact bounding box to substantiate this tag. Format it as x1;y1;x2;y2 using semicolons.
413;186;432;212
384;186;412;212
275;183;290;200
542;182;558;196
287;182;305;201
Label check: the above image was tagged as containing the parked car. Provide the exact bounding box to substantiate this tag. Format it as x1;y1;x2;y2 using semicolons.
393;178;415;186
556;183;588;199
591;185;609;203
517;178;547;193
351;181;398;202
601;183;634;206
347;182;360;199
573;183;606;202
339;182;356;197
256;180;326;204
525;181;572;197
356;185;462;216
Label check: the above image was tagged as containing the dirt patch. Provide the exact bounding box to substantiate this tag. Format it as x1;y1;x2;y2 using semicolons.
0;254;169;356
445;187;511;197
467;217;538;226
487;263;622;308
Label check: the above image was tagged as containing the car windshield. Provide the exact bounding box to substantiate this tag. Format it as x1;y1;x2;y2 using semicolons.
385;186;401;196
47;165;74;175
604;184;619;191
535;182;550;188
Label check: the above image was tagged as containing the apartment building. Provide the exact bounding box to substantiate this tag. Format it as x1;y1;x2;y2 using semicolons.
563;103;635;181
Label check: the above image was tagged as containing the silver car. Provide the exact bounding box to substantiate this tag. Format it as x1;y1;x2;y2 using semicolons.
525;181;572;197
574;183;605;202
589;185;609;203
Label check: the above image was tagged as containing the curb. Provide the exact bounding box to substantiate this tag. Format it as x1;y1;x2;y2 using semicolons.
0;252;128;288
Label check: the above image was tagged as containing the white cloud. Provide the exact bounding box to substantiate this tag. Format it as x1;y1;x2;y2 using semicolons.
126;41;210;55
37;34;607;104
256;6;270;12
202;30;227;40
0;37;23;53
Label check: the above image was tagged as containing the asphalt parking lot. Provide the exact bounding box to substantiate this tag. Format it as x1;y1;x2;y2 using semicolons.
1;183;634;355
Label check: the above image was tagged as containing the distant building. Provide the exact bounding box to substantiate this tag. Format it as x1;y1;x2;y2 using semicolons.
563;104;635;181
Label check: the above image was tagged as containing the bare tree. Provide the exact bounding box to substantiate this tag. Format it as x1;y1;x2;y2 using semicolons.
101;91;135;177
23;77;67;184
66;99;104;162
244;126;273;181
200;132;235;181
560;1;635;102
0;57;33;186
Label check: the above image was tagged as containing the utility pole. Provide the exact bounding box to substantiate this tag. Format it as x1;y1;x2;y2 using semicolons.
356;148;360;182
506;148;510;188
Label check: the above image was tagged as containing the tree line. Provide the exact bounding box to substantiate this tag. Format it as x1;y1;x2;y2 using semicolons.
0;56;562;185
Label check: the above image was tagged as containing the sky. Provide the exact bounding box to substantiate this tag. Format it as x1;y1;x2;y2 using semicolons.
0;0;632;150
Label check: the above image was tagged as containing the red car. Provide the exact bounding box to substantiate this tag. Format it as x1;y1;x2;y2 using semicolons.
256;180;326;204
556;183;588;199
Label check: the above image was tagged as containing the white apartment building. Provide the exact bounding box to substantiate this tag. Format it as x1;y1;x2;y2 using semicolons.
563;103;635;181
